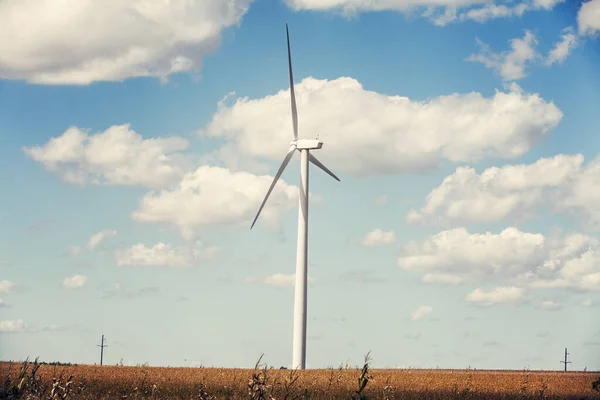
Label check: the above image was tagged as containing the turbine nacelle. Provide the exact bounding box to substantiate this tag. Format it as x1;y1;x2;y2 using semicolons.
292;139;323;150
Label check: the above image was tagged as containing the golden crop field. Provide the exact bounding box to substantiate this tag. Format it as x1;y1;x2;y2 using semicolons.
2;358;599;399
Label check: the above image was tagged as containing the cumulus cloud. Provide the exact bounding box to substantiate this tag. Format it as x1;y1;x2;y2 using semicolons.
410;305;433;321
537;299;561;310
467;30;540;81
409;153;600;228
362;229;396;247
70;229;117;256
557;157;600;229
201;77;562;177
545;27;578;66
23;125;190;189
0;280;17;294
398;226;600;294
116;241;218;267
131;166;299;239
63;275;87;289
465;286;527;306
578;0;600;36
407;154;584;225
283;0;562;25
0;319;28;333
0;0;253;85
399;227;545;282
245;273;315;288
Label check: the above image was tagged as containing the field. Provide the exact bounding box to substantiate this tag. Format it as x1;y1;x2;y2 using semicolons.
2;357;600;400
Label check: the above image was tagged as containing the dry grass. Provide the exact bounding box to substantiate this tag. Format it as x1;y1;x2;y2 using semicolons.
1;356;599;399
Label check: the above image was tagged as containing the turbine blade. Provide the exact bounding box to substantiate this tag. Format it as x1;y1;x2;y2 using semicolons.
286;23;298;141
251;145;297;229
308;153;340;182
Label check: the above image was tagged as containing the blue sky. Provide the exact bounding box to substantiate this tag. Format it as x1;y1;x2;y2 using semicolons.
1;0;600;370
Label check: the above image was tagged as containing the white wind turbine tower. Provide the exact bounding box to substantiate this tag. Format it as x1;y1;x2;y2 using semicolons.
250;24;341;370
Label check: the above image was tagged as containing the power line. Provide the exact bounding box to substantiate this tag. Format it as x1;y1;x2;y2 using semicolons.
560;347;571;372
97;334;107;366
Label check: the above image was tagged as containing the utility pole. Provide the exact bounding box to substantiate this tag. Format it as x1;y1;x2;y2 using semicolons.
560;348;571;372
97;334;107;366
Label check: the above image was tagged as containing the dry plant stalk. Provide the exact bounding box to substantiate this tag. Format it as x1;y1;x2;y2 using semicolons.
1;355;599;400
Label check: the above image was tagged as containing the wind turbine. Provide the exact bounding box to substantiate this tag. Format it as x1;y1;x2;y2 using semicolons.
250;23;340;370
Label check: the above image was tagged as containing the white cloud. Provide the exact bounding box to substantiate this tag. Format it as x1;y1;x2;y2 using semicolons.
422;6;459;26
558;157;600;229
398;226;600;293
339;269;385;284
131;166;299;239
283;0;562;25
0;0;253;85
23;125;189;189
67;247;82;257
580;272;600;290
87;230;117;250
201;77;562;177
63;275;87;289
374;195;389;206
465;286;527;306
0;319;28;333
116;241;218;267
410;305;433;321
0;280;17;294
460;3;528;23
533;0;564;9
70;229;117;255
467;30;540;81
408;154;584;225
207;142;271;175
102;283;159;299
422;273;465;284
404;332;421;341
409;153;600;229
537;299;561;310
245;273;315;288
362;229;396;247
398;227;546;282
581;299;593;306
285;0;485;13
578;0;600;36
44;324;62;332
405;209;425;224
458;0;564;23
545;27;578;66
0;298;4;308
41;323;82;332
